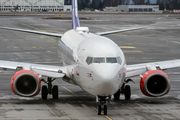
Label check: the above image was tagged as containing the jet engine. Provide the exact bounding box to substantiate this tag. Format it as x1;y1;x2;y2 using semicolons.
11;70;41;97
140;70;171;97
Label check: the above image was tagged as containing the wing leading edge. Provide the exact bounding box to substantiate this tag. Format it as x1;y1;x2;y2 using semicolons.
0;60;67;78
96;26;147;36
0;26;63;37
126;59;180;78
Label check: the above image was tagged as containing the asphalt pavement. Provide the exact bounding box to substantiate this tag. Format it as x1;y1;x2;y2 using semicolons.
0;12;180;120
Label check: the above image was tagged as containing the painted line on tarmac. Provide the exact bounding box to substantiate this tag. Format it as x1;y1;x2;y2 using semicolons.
123;50;142;53
95;109;113;120
62;86;77;96
55;81;113;120
120;46;136;49
54;81;76;96
30;24;49;26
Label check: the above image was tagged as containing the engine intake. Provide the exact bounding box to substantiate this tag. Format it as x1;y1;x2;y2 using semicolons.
11;70;41;97
140;70;171;97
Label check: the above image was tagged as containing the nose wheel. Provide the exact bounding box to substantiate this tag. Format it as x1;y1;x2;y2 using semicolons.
98;105;107;115
98;105;101;115
97;96;109;115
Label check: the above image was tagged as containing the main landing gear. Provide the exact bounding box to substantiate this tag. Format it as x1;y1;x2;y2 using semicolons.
97;96;111;115
41;77;59;100
114;79;134;100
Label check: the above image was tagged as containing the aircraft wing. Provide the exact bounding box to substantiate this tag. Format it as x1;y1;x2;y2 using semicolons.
96;26;147;36
126;59;180;78
0;26;63;37
0;60;67;78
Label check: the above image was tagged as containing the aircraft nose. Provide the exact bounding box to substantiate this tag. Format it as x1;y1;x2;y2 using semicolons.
93;64;118;81
91;64;122;96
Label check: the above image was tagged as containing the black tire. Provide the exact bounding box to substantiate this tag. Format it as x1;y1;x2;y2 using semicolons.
52;85;59;99
42;85;48;100
125;85;131;100
104;105;107;115
98;105;102;115
114;89;120;100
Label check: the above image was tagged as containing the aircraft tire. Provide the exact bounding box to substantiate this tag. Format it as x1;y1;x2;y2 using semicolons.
114;89;120;100
98;105;102;115
125;85;131;100
104;105;107;115
52;85;59;99
42;85;48;100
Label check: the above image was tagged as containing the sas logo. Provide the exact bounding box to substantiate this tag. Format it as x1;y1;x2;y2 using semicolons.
87;73;92;77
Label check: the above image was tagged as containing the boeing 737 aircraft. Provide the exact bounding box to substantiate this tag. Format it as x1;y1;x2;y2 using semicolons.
0;0;180;115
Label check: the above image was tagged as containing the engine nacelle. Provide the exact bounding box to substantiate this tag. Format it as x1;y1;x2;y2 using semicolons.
11;70;41;97
140;70;171;97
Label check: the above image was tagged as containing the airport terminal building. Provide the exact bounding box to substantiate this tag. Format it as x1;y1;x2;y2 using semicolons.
118;5;159;12
0;0;71;12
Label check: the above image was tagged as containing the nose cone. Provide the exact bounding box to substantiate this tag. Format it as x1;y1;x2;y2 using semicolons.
93;64;119;81
91;64;122;96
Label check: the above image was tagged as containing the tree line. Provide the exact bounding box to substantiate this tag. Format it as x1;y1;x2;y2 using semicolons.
64;0;180;10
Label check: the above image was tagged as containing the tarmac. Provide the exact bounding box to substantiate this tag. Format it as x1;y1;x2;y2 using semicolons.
0;12;180;120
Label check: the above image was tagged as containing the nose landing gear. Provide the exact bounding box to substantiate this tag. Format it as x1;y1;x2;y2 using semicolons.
97;96;110;115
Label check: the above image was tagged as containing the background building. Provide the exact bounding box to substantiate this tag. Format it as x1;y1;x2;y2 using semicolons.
0;0;71;12
104;7;118;12
118;5;159;12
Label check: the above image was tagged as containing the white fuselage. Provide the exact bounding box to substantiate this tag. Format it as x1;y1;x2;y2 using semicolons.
58;29;126;96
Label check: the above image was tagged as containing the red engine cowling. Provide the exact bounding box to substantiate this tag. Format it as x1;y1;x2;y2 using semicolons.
140;70;171;97
11;70;41;97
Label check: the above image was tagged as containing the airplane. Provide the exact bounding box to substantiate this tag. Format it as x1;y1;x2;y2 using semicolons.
0;0;180;115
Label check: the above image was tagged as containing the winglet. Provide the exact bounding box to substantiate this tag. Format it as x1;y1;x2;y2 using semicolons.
72;0;80;29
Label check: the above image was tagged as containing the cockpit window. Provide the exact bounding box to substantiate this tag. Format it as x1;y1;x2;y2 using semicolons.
86;57;93;65
117;56;122;65
93;58;105;63
86;56;122;65
106;58;117;63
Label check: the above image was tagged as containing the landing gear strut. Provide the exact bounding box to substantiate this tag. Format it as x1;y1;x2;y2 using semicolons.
114;79;133;100
41;77;59;100
97;96;110;115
